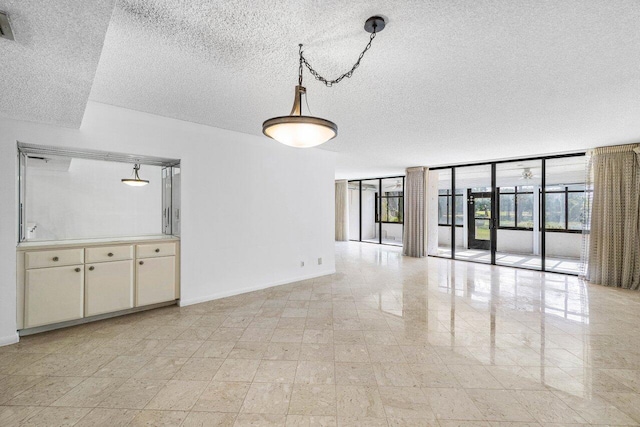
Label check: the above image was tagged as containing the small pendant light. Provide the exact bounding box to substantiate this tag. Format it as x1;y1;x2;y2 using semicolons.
122;163;149;186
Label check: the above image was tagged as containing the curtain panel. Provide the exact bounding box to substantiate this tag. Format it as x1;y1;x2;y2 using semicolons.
587;143;640;289
335;180;349;241
403;167;428;257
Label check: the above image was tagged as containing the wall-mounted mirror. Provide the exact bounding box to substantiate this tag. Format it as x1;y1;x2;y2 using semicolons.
18;143;180;242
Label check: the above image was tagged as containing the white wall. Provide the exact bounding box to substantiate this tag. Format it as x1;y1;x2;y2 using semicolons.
496;229;534;254
437;225;580;260
381;223;402;241
0;101;336;345
361;190;376;240
437;225;464;248
25;159;162;241
546;232;582;258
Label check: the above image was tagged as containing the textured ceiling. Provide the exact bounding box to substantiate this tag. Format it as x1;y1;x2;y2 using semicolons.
0;0;115;127
6;1;640;177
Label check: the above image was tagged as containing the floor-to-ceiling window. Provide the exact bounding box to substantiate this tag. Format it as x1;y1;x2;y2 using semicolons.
433;169;457;255
428;153;587;275
544;156;590;274
348;176;404;247
495;159;542;270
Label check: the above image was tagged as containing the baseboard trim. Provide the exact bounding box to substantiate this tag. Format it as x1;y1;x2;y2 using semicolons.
0;332;20;347
179;269;336;307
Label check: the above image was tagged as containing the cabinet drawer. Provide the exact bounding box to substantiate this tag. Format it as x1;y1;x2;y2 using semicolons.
136;242;176;259
85;245;133;263
25;248;84;269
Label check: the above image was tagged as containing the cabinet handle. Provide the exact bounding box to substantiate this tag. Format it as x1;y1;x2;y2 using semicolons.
108;252;114;257
74;267;81;272
89;266;95;271
155;248;160;253
139;261;144;265
53;256;59;262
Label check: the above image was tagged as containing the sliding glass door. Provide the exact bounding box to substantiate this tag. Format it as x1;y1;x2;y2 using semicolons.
428;153;586;275
433;169;455;256
348;181;361;241
348;176;405;247
495;159;542;270
544;157;588;274
361;179;380;244
454;164;492;264
380;178;404;246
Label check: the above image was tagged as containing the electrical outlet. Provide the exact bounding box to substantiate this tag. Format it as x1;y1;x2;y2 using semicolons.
300;261;304;267
318;257;322;265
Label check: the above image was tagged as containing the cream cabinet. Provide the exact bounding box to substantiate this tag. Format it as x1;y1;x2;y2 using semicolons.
25;248;84;269
17;237;179;333
85;260;134;316
136;255;177;306
85;245;134;263
25;264;84;328
136;242;176;259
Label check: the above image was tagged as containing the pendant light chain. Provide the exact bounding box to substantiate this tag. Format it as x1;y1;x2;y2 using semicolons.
298;27;377;87
262;16;384;147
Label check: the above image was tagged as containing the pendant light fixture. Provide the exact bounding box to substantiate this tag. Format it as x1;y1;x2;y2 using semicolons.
263;16;386;148
121;163;149;186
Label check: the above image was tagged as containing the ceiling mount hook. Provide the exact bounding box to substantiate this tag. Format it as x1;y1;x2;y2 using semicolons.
364;16;386;33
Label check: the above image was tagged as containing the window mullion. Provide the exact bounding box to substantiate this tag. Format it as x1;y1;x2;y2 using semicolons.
514;187;518;228
565;186;569;230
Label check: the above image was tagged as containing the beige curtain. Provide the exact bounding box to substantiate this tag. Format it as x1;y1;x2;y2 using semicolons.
403;167;428;257
335;180;349;241
587;143;640;289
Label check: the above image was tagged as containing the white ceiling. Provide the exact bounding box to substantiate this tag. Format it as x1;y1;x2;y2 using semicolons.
0;0;114;127
2;1;640;178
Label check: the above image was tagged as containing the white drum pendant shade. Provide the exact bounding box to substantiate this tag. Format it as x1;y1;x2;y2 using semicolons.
263;85;337;148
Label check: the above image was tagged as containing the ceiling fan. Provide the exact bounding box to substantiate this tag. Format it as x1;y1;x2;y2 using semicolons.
385;179;403;190
519;167;535;180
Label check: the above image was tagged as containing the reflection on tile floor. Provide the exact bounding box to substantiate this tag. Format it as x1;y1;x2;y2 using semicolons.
2;241;640;426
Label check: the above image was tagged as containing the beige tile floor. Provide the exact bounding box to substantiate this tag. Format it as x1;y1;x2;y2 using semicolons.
2;241;640;426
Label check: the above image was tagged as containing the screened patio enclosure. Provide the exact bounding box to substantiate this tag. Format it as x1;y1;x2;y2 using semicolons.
428;154;588;275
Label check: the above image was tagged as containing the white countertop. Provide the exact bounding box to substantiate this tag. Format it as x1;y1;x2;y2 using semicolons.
17;235;179;250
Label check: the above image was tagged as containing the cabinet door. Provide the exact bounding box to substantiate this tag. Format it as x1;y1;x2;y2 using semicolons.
85;260;134;317
25;265;84;328
136;256;176;306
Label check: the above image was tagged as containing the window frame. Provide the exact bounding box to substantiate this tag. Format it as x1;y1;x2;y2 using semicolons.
437;189;464;227
543;186;590;234
347;175;405;247
496;186;589;234
497;186;534;230
375;191;404;224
